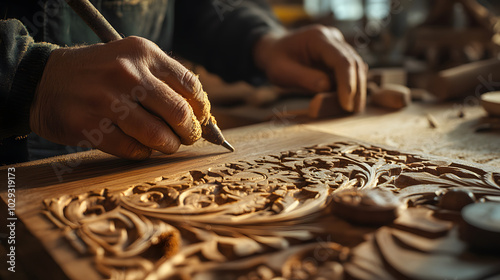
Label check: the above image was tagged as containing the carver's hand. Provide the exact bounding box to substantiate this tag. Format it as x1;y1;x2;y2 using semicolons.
30;36;209;159
254;25;367;113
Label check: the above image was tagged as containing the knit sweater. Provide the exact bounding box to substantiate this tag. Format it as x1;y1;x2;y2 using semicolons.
0;19;58;163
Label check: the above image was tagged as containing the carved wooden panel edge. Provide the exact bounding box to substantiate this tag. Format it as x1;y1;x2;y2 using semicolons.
42;141;500;280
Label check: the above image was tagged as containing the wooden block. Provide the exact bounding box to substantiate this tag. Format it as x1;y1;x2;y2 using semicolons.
371;84;411;110
331;189;400;226
409;88;432;101
428;58;500;101
368;68;407;86
308;92;345;119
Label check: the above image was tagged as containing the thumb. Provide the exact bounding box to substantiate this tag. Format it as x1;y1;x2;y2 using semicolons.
268;60;331;93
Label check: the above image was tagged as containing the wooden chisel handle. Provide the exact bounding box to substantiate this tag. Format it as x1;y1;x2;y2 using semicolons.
65;0;122;42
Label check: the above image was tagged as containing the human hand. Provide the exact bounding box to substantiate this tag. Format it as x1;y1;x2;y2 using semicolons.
30;36;209;159
253;25;367;113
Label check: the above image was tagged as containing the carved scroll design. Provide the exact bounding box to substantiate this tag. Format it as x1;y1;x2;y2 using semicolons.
43;142;500;280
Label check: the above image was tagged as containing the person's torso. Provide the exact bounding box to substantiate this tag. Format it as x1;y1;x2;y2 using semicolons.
2;0;175;50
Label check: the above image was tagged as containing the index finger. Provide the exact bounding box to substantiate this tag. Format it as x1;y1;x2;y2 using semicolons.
345;44;367;113
148;51;211;125
312;30;358;112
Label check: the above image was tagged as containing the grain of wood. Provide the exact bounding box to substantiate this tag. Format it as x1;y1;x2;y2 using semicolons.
2;126;500;279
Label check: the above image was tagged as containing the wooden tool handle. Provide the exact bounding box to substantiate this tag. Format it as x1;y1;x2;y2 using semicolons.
65;0;122;42
428;58;500;101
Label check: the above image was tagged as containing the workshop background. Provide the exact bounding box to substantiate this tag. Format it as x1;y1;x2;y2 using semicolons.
199;0;500;168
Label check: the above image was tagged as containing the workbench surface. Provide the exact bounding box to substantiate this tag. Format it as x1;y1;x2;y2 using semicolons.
308;101;500;168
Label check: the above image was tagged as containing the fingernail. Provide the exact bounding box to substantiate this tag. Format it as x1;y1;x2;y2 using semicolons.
182;116;201;145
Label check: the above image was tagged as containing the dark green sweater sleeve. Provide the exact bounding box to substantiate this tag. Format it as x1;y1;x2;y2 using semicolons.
172;0;283;85
0;19;58;140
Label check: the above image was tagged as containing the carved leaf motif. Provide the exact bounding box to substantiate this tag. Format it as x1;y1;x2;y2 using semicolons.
43;141;500;279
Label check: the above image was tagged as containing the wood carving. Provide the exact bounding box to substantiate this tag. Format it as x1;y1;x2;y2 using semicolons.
42;141;500;280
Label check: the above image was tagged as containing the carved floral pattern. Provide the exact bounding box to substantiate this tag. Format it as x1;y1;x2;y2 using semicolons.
43;142;500;279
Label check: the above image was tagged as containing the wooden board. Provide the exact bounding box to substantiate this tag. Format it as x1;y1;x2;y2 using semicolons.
1;124;500;280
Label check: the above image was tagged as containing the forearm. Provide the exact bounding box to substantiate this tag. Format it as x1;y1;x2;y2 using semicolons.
173;0;285;84
0;19;58;140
